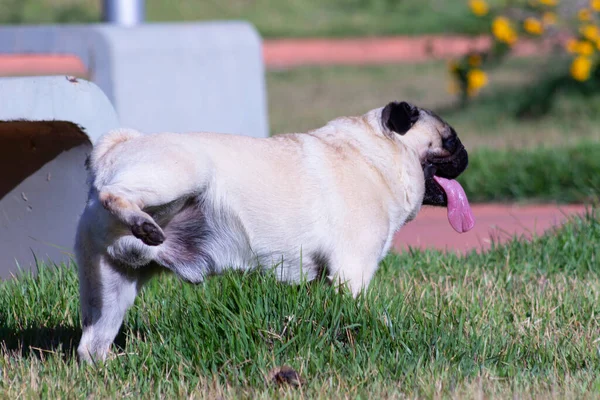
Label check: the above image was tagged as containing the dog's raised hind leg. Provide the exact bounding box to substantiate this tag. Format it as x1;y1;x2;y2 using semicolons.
99;189;165;246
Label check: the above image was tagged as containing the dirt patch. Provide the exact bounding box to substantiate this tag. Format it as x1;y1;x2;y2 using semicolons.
0;120;91;199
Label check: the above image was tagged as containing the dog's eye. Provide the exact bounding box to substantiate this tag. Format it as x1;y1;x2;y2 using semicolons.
410;111;419;125
443;136;457;151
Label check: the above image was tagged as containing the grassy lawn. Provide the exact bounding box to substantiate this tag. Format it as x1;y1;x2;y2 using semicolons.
3;0;495;38
144;0;495;38
460;142;600;204
267;57;600;150
1;211;599;398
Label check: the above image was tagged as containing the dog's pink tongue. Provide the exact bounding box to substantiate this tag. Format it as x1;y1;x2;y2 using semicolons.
433;176;475;233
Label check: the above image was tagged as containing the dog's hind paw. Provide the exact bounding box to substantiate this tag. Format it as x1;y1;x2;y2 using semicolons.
131;219;165;246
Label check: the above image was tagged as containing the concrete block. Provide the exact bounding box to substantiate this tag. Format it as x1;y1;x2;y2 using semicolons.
0;76;120;278
0;22;269;137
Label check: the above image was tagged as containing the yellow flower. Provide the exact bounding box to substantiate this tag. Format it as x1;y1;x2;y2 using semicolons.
566;39;578;53
581;24;600;41
468;54;482;67
579;8;592;21
566;39;595;55
469;0;489;16
492;17;518;45
542;12;557;25
570;56;593;81
591;0;600;12
539;0;558;6
578;41;595;55
524;17;544;35
467;69;488;95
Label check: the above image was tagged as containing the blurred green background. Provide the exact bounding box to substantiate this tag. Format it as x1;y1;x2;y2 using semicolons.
0;0;498;36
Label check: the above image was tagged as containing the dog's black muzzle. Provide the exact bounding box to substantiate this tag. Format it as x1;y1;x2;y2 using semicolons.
422;137;469;206
426;145;469;180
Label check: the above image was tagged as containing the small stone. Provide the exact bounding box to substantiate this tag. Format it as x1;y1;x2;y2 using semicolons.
268;365;304;387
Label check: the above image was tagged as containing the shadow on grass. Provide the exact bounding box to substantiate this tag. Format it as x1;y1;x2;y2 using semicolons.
0;324;133;361
0;325;81;360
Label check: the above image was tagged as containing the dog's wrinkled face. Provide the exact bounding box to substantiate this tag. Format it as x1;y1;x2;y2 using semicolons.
381;101;475;233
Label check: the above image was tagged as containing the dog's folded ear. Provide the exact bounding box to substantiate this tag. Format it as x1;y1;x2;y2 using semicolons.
381;101;420;135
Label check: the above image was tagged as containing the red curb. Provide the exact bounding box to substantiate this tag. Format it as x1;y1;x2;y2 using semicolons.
392;204;588;255
0;54;87;77
263;35;551;68
0;35;556;76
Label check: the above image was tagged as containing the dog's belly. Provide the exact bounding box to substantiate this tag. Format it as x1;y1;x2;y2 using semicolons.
111;195;321;284
141;196;246;282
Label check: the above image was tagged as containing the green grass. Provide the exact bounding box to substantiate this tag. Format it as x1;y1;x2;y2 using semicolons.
267;58;600;150
2;211;600;398
0;0;98;24
459;141;600;204
1;0;495;38
144;0;496;38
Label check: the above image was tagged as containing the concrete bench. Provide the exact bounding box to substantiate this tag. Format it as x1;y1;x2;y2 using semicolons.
0;22;269;138
0;76;119;278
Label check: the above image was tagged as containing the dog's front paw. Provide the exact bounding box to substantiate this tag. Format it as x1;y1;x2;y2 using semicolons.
131;219;165;246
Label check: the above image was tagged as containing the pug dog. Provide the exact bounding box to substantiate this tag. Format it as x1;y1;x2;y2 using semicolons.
75;101;475;362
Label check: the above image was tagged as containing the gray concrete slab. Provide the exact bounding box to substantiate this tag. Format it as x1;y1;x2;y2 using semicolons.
0;22;269;137
0;76;120;278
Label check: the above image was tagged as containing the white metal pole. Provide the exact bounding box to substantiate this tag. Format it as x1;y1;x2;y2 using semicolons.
102;0;145;26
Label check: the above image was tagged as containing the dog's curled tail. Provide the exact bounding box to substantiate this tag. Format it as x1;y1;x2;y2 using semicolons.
88;128;143;171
